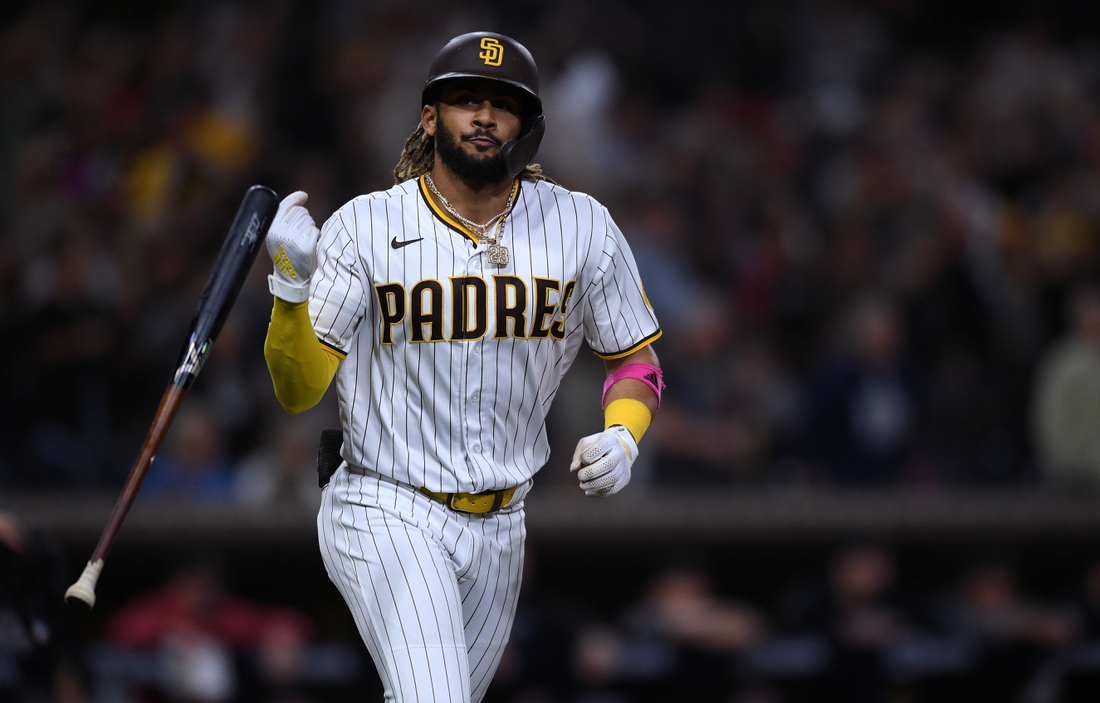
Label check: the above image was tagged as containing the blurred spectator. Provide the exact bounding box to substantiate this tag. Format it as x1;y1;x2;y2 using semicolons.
626;199;800;484
539;50;625;193
1031;281;1100;490
647;311;774;485
1074;558;1100;640
933;559;1077;702
573;565;768;702
14;225;121;488
233;409;327;509
142;402;236;500
803;292;920;483
779;544;914;703
1043;558;1100;703
0;511;83;702
624;566;768;653
106;560;314;702
940;560;1077;646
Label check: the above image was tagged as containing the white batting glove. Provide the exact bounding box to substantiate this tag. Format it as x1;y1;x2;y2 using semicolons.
570;425;638;497
267;191;319;304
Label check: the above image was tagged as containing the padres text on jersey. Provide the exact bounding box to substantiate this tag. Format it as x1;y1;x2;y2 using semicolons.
309;177;660;494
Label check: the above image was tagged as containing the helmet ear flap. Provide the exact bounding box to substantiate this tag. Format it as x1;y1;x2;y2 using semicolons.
500;114;545;178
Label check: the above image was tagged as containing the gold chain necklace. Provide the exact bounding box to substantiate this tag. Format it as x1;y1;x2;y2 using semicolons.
425;173;514;266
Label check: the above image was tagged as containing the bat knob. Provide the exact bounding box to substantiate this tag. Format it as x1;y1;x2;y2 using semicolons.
64;559;104;610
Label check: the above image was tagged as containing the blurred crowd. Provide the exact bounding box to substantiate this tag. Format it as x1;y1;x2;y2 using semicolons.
10;3;1100;701
3;0;1100;497
8;499;1100;702
495;544;1100;703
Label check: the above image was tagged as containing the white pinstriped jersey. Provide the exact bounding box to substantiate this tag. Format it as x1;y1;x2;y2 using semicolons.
308;175;660;494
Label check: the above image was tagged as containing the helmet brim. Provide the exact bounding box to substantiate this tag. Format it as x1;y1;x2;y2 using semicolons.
421;73;543;119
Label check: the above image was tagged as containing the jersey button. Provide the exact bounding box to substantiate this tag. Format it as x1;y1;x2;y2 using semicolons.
471;443;482;452
471;393;480;403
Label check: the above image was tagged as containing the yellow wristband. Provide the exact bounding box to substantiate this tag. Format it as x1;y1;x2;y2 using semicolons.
604;398;652;442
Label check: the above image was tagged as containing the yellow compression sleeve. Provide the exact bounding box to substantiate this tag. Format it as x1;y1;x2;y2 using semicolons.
264;298;342;413
604;398;653;442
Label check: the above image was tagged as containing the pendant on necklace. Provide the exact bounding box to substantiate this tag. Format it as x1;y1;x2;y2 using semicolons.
487;240;509;266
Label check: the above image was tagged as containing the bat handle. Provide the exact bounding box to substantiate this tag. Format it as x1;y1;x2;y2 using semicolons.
65;383;186;611
64;559;104;610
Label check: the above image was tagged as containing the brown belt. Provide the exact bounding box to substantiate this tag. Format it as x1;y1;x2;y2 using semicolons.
420;486;518;514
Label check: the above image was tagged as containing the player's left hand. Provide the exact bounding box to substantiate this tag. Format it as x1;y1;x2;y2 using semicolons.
569;425;637;497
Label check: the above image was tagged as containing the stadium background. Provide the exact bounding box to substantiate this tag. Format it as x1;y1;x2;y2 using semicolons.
4;0;1100;701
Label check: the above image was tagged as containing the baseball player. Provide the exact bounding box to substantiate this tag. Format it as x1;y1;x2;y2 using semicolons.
263;32;662;702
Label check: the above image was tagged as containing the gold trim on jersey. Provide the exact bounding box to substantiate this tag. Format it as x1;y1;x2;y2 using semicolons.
593;330;663;360
641;280;654;311
418;174;520;245
319;338;348;359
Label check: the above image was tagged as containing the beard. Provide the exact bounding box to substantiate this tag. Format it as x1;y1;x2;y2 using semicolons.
435;119;509;184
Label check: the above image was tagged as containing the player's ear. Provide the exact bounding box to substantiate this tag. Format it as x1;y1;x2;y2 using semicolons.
422;104;438;137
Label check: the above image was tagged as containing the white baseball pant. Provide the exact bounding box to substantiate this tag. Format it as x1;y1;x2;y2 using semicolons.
318;464;529;702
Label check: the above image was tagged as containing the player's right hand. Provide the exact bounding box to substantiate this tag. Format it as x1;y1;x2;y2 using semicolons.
267;190;319;303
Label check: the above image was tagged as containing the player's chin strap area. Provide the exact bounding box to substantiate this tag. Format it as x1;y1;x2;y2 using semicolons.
500;115;545;178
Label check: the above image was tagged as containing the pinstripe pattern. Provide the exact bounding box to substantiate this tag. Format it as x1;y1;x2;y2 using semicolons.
308;177;658;701
320;464;527;703
308;179;660;493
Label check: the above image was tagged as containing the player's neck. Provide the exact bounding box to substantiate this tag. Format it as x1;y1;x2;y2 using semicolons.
427;163;514;225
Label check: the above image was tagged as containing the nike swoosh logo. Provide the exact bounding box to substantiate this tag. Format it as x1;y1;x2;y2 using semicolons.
391;236;425;249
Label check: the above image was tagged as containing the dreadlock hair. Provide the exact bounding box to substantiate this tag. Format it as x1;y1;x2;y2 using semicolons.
392;123;555;185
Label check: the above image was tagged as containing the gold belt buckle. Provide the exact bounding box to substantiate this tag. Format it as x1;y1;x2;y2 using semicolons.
423;486;518;514
449;492;497;513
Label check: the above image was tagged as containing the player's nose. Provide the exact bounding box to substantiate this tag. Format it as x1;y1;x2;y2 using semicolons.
471;100;498;128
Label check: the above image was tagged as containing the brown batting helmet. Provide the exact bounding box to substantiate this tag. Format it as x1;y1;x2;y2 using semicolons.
422;31;545;178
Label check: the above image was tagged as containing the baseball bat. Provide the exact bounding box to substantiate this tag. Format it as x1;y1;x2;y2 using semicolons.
65;185;279;610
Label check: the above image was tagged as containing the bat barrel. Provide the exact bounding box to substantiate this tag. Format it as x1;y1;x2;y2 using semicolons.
174;185;278;388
